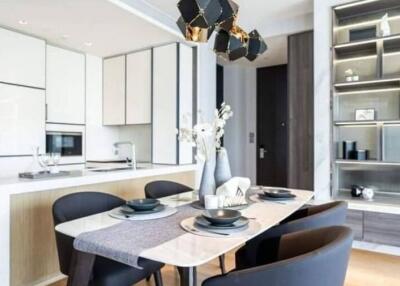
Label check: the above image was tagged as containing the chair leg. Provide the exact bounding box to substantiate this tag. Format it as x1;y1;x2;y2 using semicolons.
154;270;163;286
146;276;151;282
218;254;226;274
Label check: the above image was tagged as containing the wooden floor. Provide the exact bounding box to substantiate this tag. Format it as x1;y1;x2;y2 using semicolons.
51;249;400;286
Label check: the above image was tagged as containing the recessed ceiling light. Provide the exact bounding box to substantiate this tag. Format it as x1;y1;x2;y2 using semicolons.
18;20;28;25
84;42;93;47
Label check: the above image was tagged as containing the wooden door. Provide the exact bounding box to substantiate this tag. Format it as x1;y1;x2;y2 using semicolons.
287;31;314;190
256;65;288;187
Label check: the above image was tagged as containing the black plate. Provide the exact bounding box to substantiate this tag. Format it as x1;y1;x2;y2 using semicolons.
120;204;165;215
258;193;295;201
195;216;249;230
126;198;160;211
263;189;294;198
202;209;241;226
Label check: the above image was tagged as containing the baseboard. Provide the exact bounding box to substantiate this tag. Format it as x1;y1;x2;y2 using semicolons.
353;240;400;256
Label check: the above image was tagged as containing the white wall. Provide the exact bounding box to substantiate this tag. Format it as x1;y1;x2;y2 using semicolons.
223;65;257;183
313;0;353;200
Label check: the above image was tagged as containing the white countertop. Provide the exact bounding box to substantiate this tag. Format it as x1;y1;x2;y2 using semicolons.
0;163;197;195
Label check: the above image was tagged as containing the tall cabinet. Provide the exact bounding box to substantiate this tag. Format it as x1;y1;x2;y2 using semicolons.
152;43;194;165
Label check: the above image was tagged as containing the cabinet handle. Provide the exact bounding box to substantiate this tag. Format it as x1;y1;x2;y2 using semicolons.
45;104;48;121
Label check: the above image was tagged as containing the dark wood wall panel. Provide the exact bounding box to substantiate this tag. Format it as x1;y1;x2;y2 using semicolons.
287;31;314;190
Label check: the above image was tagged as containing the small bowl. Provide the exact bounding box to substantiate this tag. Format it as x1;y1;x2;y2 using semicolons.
202;209;241;226
126;198;160;211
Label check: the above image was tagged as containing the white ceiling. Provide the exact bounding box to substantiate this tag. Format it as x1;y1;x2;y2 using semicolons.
145;0;313;33
146;0;313;67
0;0;179;57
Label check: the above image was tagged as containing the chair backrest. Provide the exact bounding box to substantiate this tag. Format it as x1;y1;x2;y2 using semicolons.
203;226;353;286
52;192;125;275
237;201;348;269
144;180;193;199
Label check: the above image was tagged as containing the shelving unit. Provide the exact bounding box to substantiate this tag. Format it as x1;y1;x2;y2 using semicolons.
332;0;400;206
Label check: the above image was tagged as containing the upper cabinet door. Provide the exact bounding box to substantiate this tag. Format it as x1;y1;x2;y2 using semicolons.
0;28;45;88
152;44;178;165
103;56;126;125
126;50;151;124
0;83;45;156
178;44;194;165
46;45;85;124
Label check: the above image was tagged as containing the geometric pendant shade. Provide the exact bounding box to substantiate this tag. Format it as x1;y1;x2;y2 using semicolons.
177;0;268;61
177;0;222;42
214;26;249;61
246;30;268;61
216;0;239;32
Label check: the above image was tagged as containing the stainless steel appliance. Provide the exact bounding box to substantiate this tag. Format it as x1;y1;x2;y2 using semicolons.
46;132;82;156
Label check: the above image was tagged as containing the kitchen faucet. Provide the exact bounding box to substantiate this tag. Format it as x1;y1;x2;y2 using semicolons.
113;141;137;170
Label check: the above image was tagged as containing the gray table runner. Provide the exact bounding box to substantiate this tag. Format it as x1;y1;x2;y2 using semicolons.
73;204;202;269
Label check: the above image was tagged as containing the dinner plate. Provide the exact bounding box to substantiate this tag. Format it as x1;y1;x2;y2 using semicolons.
119;204;166;215
263;189;295;198
194;215;249;230
258;193;296;201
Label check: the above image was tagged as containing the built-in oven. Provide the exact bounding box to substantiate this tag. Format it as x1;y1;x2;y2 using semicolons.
45;123;85;165
46;132;82;156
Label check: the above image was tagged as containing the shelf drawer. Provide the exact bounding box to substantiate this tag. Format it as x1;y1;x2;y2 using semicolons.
364;212;400;247
345;209;363;240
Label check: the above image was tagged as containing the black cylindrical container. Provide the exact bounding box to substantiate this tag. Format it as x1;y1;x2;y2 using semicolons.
343;141;356;159
352;150;369;160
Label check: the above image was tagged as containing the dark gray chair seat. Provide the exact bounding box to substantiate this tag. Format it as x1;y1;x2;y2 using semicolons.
236;201;348;269
53;192;164;286
203;226;353;286
144;180;193;199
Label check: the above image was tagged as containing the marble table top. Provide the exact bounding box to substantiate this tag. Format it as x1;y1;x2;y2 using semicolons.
55;188;313;268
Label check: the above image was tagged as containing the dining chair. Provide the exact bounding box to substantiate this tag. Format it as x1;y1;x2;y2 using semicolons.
144;180;227;274
203;226;353;286
52;192;164;286
144;180;193;199
235;201;348;269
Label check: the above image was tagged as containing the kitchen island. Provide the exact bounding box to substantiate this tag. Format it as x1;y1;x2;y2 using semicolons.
0;164;197;286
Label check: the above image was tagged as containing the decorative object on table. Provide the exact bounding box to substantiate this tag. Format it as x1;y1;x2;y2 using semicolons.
379;13;391;37
178;103;233;206
216;177;250;207
350;149;369;160
214;103;233;187
342;141;356;160
355;108;375;121
176;0;268;61
204;195;219;209
349;26;377;42
362;187;375;201
345;69;354;82
49;153;61;174
351;185;364;197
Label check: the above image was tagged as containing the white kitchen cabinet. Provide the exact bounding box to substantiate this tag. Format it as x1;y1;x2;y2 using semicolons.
152;43;194;165
0;28;45;88
0;83;45;156
126;50;152;124
103;56;126;125
46;45;85;124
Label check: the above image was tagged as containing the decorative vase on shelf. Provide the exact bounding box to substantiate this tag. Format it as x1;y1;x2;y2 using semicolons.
215;147;232;187
199;160;216;206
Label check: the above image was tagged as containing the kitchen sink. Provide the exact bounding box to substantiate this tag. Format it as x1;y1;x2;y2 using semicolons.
88;166;144;172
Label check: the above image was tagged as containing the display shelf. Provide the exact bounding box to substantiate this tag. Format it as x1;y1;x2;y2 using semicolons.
334;77;400;90
335;159;400;166
334;120;400;126
335;189;400;208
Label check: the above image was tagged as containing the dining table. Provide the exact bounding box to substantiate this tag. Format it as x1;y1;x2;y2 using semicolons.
55;187;314;286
